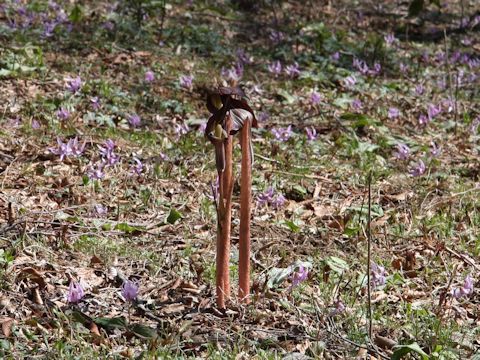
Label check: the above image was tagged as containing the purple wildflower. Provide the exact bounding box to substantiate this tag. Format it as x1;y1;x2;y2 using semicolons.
388;107;400;119
370;262;386;289
32;119;41;129
179;75;193;90
285;63;301;78
257;187;275;207
415;84;425;96
409;159;426;177
90;97;100;111
221;62;243;82
330;51;340;62
67;281;85;304
144;70;155;82
369;62;381;76
271;125;292;141
49;137;85;161
399;63;409;75
98;139;120;166
343;75;356;88
65;76;82;94
175;123;190;138
268;60;282;76
236;49;252;65
430;141;441;157
418;114;429;126
353;58;369;75
43;21;56;37
121;280;139;302
128;114;141;128
290;265;308;288
102;21;115;31
310;90;322;105
427;103;442;120
269;30;285;43
329;299;346;316
305;126;317;141
470;118;480;135
452;275;474;299
384;33;396;46
258;112;270;122
130;157;144;176
394;143;410;160
351;99;363;111
271;193;286;209
87;162;106;180
57;107;70;121
94;204;107;216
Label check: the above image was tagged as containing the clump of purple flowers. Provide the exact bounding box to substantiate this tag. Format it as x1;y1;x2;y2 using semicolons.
122;279;139;302
128;114;141;128
268;60;282;76
394;143;410;160
130;157;144;176
310;90;322;106
451;275;473;299
98;139;120;166
290;265;309;288
285;63;301;78
67;280;85;304
409;159;426;177
175;122;190;138
257;187;286;209
144;70;155;83
179;75;193;90
222;62;243;82
57;107;71;121
271;125;292;141
65;76;82;94
50;137;85;161
351;99;363;112
87;162;105;180
388;107;400;119
370;262;386;289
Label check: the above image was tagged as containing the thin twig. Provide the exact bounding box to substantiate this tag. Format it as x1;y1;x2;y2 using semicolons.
366;171;373;339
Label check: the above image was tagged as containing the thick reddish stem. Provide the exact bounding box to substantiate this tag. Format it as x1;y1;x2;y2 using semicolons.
238;120;252;302
215;114;233;308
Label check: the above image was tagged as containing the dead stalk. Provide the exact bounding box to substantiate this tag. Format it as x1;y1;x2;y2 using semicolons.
238;120;252;302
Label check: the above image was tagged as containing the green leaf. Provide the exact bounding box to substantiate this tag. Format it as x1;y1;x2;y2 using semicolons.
392;343;429;360
129;323;157;339
0;69;12;77
324;256;349;274
93;316;127;331
267;260;312;289
276;89;296;104
408;0;425;17
114;223;145;234
166;208;182;224
71;310;92;326
282;220;300;233
69;4;83;23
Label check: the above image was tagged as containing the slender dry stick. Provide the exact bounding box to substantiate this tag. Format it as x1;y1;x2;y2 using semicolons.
238;119;252;302
222;114;234;299
366;172;373;339
215;115;233;309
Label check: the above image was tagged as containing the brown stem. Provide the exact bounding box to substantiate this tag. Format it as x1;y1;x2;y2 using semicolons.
238;120;252;302
215;114;233;308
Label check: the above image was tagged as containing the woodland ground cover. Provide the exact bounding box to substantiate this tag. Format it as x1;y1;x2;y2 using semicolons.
0;0;479;358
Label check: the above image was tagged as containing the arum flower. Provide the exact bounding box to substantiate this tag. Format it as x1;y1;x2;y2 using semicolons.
394;143;410;160
370;262;386;288
121;280;139;302
67;281;85;304
409;159;426;177
271;125;292;141
452;275;474;299
290;265;308;288
144;70;155;82
179;75;193;90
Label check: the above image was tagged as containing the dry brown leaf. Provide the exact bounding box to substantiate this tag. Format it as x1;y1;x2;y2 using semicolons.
313;204;335;218
20;267;47;289
1;317;14;337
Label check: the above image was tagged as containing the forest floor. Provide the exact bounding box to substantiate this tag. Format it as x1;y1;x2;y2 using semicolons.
0;0;479;358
